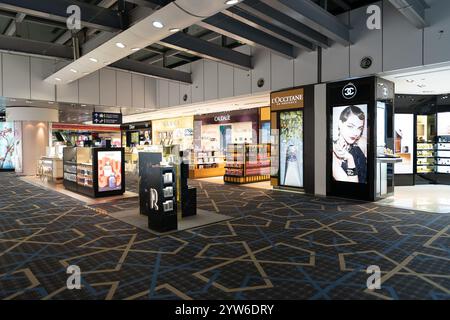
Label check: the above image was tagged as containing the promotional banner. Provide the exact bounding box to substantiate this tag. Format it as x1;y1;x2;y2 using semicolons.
394;114;414;174
279;110;303;187
332;104;368;184
438;112;450;135
0;122;15;170
97;151;122;192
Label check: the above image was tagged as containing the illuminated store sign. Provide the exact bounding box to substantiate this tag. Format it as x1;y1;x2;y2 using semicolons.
271;88;304;111
214;115;231;122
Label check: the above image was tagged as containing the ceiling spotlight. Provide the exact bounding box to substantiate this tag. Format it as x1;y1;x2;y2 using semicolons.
225;0;239;4
26;100;32;104
103;61;111;65
81;104;87;107
83;72;89;75
115;42;126;49
169;28;180;33
89;57;98;63
55;77;62;81
131;47;140;51
406;79;414;83
48;101;54;104
10;99;16;102
152;21;164;29
417;84;426;88
70;69;78;73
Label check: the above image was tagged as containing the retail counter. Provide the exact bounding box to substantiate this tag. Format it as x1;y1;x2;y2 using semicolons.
39;157;63;182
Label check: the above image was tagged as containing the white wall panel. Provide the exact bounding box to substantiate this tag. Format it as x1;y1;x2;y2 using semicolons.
116;71;132;107
79;71;100;105
132;74;145;108
424;0;450;65
204;60;218;101
191;60;204;103
233;46;251;96
30;58;55;101
294;50;318;86
57;81;78;103
158;79;169;108
251;47;271;93
168;81;180;107
145;77;157;109
99;68;117;107
218;62;234;99
382;0;423;72
3;54;30;99
177;64;192;105
350;2;383;77
322;13;350;82
271;53;294;91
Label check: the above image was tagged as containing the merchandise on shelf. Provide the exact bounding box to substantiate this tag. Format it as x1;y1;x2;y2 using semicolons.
224;143;271;184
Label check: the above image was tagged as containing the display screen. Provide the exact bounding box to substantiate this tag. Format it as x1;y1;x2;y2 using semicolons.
260;122;271;144
279;110;303;187
97;151;122;192
438;112;450;136
332;104;368;184
0;122;15;170
394;114;414;174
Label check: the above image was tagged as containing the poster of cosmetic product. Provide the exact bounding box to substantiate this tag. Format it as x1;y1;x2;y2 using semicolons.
332;104;368;184
394;114;414;174
97;151;122;192
279;110;303;188
0;122;15;170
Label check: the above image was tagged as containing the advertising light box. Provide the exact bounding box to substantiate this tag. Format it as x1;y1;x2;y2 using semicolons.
97;150;122;192
0;122;15;170
394;114;414;174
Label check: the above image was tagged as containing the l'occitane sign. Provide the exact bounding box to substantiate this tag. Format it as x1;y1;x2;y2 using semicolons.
270;88;304;111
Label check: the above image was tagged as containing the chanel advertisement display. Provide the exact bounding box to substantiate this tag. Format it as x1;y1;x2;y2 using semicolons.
332;105;368;184
394;114;414;174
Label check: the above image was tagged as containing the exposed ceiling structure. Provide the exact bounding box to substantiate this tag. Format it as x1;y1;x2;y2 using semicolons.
0;0;387;123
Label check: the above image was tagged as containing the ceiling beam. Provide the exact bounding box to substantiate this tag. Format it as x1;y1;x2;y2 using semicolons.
199;12;296;59
0;34;192;83
388;0;429;28
259;0;350;45
159;32;252;70
3;12;26;36
0;34;73;59
0;0;123;32
0;9;67;29
238;0;329;48
224;6;315;51
111;59;192;83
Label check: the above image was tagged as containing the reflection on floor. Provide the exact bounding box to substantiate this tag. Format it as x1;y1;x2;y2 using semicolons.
378;185;450;213
196;176;273;190
1;173;449;300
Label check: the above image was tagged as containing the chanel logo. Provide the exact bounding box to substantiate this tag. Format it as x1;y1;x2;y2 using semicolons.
342;83;357;99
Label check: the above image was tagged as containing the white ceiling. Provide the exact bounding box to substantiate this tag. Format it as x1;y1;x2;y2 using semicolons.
122;92;270;123
382;64;450;95
45;0;242;85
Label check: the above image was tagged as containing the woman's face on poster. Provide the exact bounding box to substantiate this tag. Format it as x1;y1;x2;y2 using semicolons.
339;113;364;145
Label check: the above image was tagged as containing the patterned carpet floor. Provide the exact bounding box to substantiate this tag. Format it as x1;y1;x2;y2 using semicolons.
0;172;449;300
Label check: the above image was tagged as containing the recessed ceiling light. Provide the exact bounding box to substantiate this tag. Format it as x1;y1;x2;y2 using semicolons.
115;42;126;49
26;100;32;104
70;68;78;73
48;101;54;104
83;72;89;75
406;79;414;83
81;104;87;107
89;57;98;63
169;28;180;33
55;77;62;81
152;21;164;29
225;0;239;4
417;84;426;88
131;47;140;52
103;61;111;65
10;99;16;102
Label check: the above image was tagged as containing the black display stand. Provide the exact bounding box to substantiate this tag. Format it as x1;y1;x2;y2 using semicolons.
63;147;125;198
180;161;197;217
326;76;395;201
140;165;178;232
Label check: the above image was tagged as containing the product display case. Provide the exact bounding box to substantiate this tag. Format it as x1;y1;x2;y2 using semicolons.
63;147;125;198
189;149;226;178
435;135;450;174
224;143;271;184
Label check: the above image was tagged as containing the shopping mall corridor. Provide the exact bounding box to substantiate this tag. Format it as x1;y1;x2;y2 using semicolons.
0;172;449;300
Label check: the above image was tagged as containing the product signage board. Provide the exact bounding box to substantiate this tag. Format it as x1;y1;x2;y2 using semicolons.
279;110;304;187
195;109;259;125
271;88;304;111
92;112;122;125
97;150;122;192
394;114;414;174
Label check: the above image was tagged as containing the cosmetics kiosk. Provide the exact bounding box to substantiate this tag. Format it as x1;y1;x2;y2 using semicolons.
63;147;125;198
327;76;397;201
